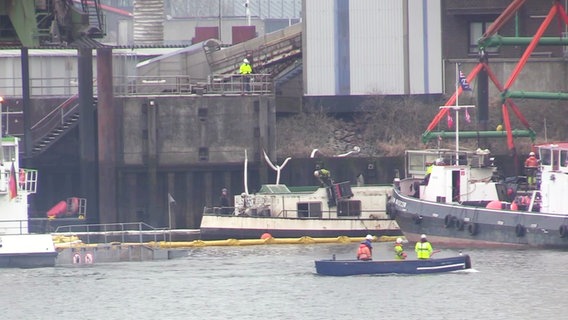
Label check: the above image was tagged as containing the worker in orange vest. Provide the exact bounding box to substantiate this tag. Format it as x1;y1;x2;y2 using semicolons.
356;234;373;261
524;151;539;188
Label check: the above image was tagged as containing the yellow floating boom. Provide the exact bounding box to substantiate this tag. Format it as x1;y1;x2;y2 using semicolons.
54;235;401;249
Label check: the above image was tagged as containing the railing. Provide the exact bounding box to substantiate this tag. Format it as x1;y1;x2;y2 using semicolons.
207;73;273;95
30;94;80;144
53;222;169;244
202;207;388;219
0;74;273;99
0;220;29;235
114;74;273;96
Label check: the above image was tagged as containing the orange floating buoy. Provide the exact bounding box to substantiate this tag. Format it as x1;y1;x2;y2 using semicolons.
260;233;272;239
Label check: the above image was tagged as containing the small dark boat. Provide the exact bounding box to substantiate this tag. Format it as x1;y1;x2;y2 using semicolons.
314;254;472;276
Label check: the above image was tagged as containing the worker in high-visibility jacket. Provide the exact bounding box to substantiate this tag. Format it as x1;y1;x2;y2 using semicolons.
394;237;407;260
415;234;433;259
239;58;252;92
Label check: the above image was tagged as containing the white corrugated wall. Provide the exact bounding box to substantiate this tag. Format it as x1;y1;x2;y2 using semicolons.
408;0;442;94
304;0;337;95
303;0;442;96
349;1;404;95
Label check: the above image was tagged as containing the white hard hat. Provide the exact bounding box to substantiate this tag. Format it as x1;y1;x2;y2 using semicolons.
396;237;403;244
243;58;249;64
421;234;427;239
366;234;373;241
529;152;535;156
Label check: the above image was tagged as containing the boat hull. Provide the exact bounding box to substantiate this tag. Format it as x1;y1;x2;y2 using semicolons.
315;255;472;276
0;252;58;268
200;215;401;240
0;234;58;268
391;187;568;248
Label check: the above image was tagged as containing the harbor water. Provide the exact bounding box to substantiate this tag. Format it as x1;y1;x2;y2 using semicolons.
1;242;567;320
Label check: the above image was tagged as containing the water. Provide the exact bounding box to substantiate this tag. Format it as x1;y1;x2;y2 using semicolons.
1;242;567;320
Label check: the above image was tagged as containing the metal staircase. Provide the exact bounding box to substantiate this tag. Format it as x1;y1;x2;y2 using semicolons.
30;96;81;156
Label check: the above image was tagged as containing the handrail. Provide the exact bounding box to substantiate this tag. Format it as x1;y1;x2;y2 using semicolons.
31;94;78;131
114;74;273;96
53;222;169;244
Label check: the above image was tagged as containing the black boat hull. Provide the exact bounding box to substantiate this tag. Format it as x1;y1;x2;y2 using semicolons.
391;187;568;248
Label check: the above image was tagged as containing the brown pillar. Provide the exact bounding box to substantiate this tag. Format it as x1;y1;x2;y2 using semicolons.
97;47;117;223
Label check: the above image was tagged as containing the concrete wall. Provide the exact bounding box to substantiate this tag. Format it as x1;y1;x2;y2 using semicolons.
109;95;275;229
119;95;275;165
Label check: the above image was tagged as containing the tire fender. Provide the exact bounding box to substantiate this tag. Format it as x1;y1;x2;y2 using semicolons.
468;222;479;236
455;219;465;231
515;224;526;237
559;225;568;238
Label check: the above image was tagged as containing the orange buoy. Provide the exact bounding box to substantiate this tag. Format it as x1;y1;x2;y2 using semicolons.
260;233;272;239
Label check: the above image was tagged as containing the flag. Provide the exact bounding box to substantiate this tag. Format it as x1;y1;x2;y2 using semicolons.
168;193;176;204
8;163;17;200
459;69;472;91
447;113;454;128
465;108;471;123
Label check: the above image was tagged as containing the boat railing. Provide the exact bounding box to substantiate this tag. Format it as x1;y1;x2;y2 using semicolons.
203;206;237;215
0;219;30;235
52;222;170;245
203;206;388;219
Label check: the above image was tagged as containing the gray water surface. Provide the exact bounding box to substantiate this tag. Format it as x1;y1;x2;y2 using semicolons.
1;243;566;320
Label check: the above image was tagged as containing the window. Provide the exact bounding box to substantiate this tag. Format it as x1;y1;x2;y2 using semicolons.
470;22;499;54
1;146;15;164
561;150;568;167
297;202;322;218
337;200;361;217
540;149;552;166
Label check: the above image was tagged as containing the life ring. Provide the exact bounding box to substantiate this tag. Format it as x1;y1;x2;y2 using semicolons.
515;224;526;237
455;219;465;231
559;225;568;238
413;214;423;225
444;215;455;228
72;253;82;264
468;222;479;236
84;253;94;264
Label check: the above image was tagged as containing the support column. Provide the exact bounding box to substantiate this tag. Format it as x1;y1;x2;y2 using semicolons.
78;48;98;223
146;98;159;227
21;48;32;159
97;47;117;223
477;51;489;149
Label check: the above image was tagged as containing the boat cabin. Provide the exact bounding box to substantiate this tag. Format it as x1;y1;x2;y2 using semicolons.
0;137;39;235
535;143;568;214
402;148;508;205
226;182;390;219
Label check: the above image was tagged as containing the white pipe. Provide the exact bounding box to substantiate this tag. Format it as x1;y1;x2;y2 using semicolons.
244;149;249;195
245;0;251;26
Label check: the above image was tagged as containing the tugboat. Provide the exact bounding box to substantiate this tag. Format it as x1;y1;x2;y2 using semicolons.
390;1;568;248
390;143;568;248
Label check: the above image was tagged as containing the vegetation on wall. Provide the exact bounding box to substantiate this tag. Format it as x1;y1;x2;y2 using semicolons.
276;94;568;159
